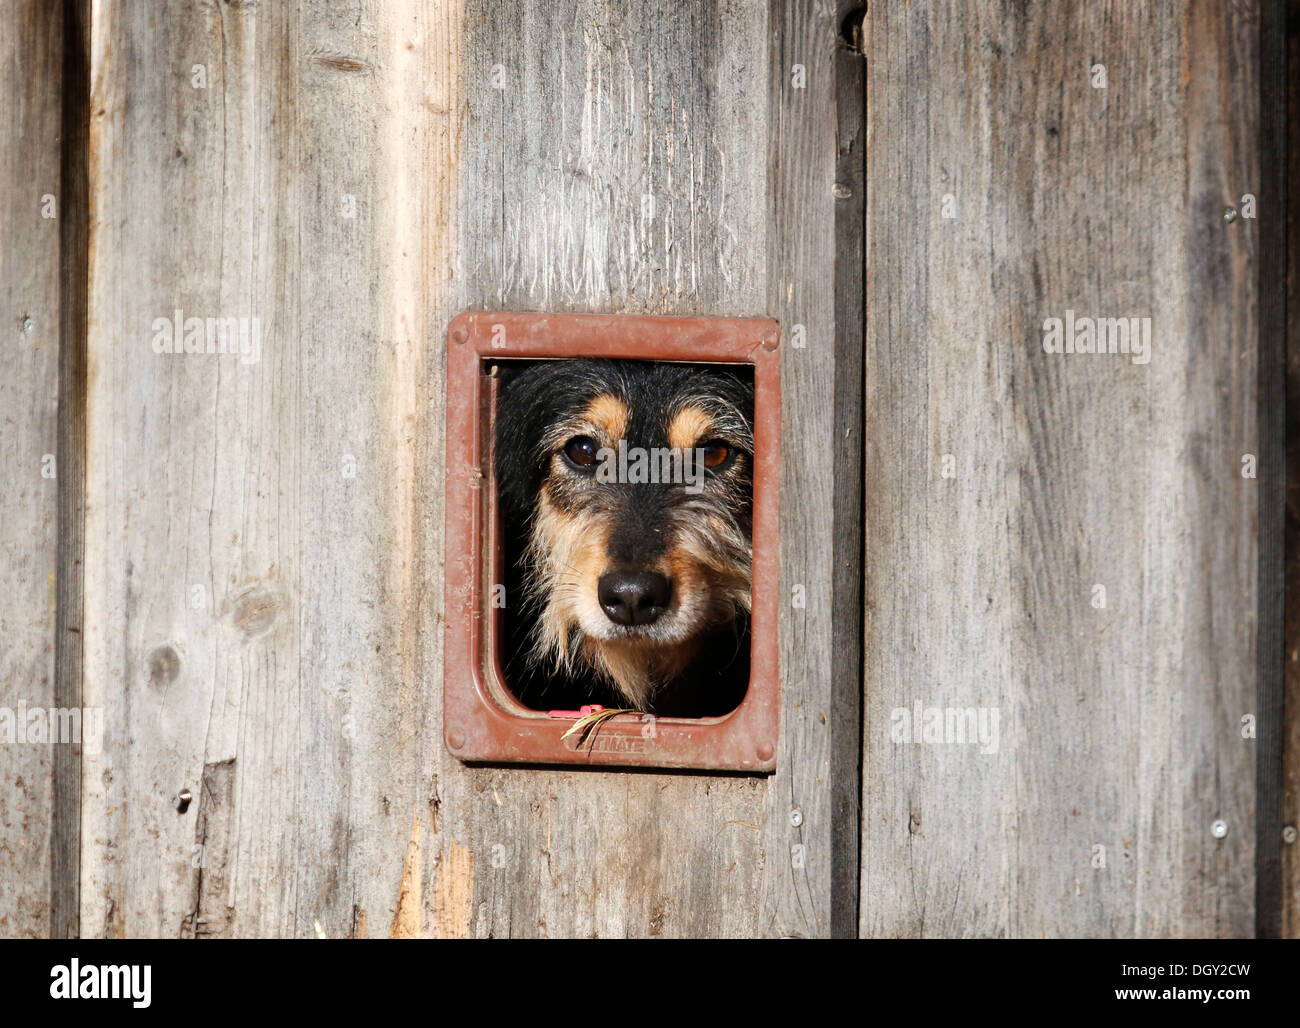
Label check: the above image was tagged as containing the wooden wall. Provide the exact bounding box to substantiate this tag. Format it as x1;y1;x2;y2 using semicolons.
0;0;1287;938
862;0;1263;937
67;0;855;939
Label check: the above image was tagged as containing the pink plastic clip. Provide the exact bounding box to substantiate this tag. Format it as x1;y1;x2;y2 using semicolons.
547;704;605;719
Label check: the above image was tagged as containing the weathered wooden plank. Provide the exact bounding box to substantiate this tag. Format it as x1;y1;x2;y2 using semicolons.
79;0;465;938
450;0;783;938
459;1;767;317
1278;0;1299;941
1254;0;1287;940
290;0;457;940
77;0;462;940
760;0;864;938
0;0;65;939
83;0;290;935
828;2;868;937
52;0;90;942
861;0;1259;937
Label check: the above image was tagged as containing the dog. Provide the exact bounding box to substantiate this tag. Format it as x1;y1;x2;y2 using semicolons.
495;358;754;717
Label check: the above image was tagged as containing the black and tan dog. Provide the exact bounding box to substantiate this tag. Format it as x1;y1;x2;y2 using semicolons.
495;359;753;717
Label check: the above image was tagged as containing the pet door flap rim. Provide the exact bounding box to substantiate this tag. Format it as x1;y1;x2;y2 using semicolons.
443;311;781;772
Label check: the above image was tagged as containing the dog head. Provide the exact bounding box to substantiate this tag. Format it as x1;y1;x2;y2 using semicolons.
496;359;754;708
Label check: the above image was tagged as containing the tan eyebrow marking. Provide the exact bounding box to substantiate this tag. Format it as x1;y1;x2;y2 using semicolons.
581;394;629;441
667;405;713;451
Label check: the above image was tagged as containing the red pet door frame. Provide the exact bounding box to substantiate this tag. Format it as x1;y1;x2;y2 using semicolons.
443;312;780;772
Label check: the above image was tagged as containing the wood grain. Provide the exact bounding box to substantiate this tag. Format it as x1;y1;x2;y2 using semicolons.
450;0;779;938
762;0;866;938
0;0;64;939
861;0;1260;937
79;0;462;937
1280;0;1298;941
829;2;868;937
52;0;90;941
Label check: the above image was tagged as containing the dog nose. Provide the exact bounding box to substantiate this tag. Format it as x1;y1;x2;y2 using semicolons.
597;571;672;626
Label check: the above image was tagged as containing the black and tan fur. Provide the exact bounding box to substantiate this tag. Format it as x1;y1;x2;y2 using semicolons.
495;359;753;717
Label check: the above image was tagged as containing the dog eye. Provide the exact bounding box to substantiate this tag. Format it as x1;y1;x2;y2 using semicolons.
700;440;731;468
561;435;600;468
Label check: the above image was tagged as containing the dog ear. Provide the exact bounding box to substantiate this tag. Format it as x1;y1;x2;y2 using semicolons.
702;365;756;425
494;361;564;522
493;368;532;521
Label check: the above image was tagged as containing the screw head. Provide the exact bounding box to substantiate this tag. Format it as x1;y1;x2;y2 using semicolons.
790;808;803;828
1211;819;1228;839
1222;206;1238;223
1283;825;1298;845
